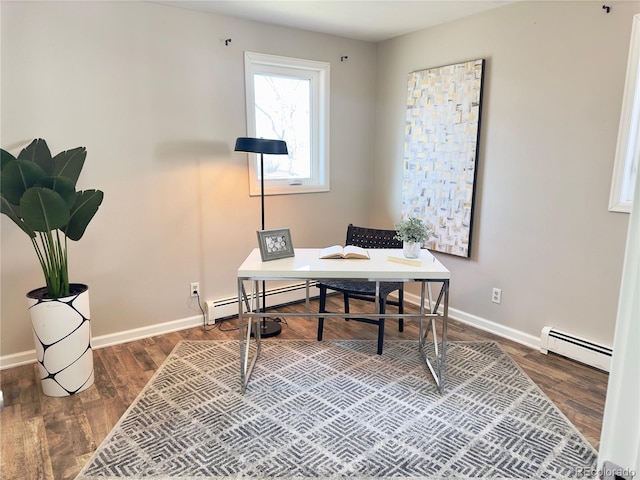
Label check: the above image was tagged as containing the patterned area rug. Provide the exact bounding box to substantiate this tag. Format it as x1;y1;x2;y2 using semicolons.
76;340;597;479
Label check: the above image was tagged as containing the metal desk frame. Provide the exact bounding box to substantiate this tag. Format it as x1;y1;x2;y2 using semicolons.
237;248;450;394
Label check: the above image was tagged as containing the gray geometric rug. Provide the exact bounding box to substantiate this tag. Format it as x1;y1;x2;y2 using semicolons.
75;340;598;479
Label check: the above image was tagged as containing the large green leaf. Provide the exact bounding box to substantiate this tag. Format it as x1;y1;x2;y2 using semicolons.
18;138;53;175
64;189;104;241
1;148;17;170
0;196;35;237
36;176;76;209
0;159;47;205
52;147;86;186
20;187;70;232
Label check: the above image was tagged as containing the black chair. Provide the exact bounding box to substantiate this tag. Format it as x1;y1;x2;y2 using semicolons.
317;224;404;354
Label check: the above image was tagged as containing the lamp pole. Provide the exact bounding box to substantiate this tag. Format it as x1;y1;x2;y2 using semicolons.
234;137;288;338
260;152;265;231
259;152;268;332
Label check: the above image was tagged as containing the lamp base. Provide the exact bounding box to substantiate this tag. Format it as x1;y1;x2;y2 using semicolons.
252;320;282;338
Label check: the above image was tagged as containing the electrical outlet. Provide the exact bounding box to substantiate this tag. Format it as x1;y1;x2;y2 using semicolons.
492;287;502;304
190;282;200;298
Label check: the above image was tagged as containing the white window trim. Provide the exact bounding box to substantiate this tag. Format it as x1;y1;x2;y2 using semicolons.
609;14;640;214
244;51;330;196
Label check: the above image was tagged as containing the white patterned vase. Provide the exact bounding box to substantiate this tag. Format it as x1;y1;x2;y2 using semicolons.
27;283;94;397
403;241;421;259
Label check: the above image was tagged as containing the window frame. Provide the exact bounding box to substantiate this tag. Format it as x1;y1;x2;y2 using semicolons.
244;51;330;196
609;14;640;214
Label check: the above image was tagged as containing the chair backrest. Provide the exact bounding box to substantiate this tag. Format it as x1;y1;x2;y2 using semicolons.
345;224;402;249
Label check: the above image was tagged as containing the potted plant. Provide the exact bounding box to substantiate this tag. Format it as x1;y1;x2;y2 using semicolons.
1;138;104;396
394;217;434;258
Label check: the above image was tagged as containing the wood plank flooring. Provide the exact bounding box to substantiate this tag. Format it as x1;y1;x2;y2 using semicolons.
0;297;609;480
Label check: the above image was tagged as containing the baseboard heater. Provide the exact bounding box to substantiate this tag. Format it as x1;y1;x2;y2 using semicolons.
540;326;612;372
205;282;318;324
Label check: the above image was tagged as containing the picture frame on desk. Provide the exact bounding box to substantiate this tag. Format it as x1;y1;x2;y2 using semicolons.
257;228;295;261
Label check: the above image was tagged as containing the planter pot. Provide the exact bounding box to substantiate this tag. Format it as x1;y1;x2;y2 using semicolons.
27;283;94;397
403;241;422;259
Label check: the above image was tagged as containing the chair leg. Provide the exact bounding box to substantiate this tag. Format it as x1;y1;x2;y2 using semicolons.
318;285;327;341
344;293;350;321
398;288;404;332
377;297;386;355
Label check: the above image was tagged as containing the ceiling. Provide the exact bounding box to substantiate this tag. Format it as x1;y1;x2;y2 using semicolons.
151;1;514;42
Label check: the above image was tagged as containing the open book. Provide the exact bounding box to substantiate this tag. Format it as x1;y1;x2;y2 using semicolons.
319;245;370;259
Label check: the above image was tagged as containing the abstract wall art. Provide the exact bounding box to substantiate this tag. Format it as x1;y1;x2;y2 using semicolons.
402;58;485;258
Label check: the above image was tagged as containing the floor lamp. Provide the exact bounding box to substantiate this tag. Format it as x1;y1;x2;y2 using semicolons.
234;137;289;338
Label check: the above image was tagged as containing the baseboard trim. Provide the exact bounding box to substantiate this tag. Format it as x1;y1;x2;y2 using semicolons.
0;350;39;371
1;290;541;370
0;314;206;371
92;315;206;350
401;291;540;351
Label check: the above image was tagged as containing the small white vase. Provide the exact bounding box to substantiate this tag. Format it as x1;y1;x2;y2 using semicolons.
403;241;421;259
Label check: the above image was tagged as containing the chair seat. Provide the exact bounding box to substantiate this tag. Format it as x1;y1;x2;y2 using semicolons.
319;280;402;297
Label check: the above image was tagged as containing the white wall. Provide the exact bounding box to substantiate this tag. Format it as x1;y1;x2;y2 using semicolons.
373;1;638;347
0;1;377;357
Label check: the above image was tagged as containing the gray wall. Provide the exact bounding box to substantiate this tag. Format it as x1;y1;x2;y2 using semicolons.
373;1;637;346
0;1;377;356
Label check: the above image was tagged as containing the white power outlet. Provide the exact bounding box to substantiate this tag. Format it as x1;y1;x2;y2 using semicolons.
492;287;502;304
190;282;200;297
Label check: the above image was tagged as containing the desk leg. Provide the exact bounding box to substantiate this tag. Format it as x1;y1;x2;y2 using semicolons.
441;279;449;387
419;280;449;393
238;278;261;394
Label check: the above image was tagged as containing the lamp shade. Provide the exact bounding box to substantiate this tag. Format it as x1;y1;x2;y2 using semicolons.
234;137;288;155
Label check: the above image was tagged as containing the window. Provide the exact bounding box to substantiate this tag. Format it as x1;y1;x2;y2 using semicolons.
609;15;640;213
244;51;330;196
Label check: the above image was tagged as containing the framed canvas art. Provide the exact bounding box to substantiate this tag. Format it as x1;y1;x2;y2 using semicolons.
402;58;485;258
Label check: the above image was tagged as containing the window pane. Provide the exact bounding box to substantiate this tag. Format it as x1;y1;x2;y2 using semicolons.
244;51;329;196
254;73;311;180
609;14;639;213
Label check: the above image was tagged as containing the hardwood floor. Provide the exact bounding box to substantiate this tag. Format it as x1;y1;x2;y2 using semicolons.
0;297;609;480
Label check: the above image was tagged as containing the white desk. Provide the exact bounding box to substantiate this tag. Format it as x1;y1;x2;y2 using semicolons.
237;248;450;392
